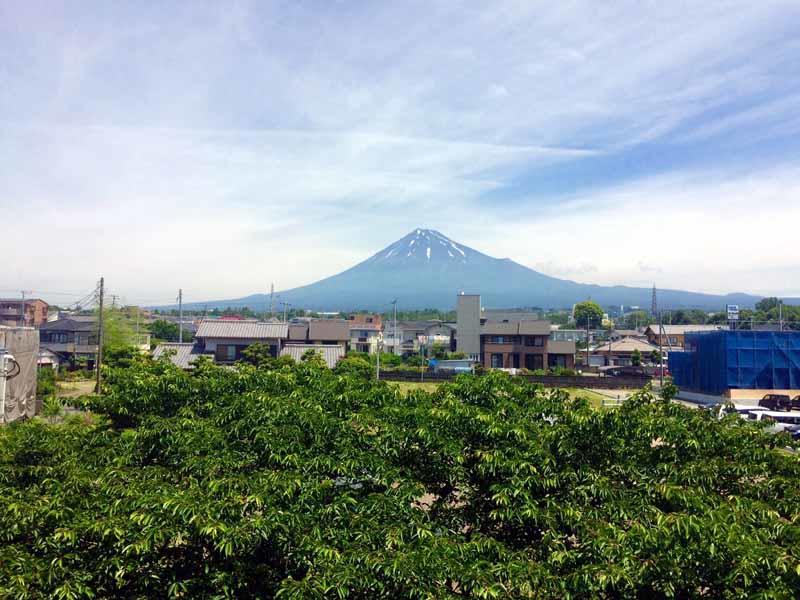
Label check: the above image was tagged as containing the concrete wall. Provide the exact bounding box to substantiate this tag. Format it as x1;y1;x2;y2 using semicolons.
456;294;481;359
1;326;39;423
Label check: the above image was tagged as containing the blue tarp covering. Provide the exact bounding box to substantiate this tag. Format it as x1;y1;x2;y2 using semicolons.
669;331;800;395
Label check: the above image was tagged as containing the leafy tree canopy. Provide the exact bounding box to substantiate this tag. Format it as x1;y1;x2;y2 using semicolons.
2;360;800;597
573;300;604;329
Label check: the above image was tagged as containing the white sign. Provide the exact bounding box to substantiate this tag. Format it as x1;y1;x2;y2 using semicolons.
726;304;740;321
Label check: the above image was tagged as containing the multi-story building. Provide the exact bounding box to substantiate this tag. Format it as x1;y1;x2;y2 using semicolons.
0;298;49;327
39;316;99;369
347;314;382;354
481;320;575;370
383;320;455;356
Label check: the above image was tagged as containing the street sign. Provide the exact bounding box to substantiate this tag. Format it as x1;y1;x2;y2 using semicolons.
726;304;740;321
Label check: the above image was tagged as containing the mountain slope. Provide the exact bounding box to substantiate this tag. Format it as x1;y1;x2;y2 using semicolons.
176;229;770;312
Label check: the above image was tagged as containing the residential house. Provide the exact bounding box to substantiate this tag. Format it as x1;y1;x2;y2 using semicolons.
347;314;382;354
287;319;350;349
39;316;98;369
0;298;49;327
194;320;288;363
589;337;662;367
384;320;454;356
481;320;576;370
152;342;206;369
644;324;726;349
280;344;345;368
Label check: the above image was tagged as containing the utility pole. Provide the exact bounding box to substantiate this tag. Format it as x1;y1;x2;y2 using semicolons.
95;277;105;394
585;316;590;370
20;290;26;327
280;301;291;323
376;340;381;380
269;283;275;319
779;300;783;332
178;289;183;343
658;309;664;388
392;299;398;356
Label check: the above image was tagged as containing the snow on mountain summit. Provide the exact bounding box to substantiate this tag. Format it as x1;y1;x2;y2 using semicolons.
369;229;475;265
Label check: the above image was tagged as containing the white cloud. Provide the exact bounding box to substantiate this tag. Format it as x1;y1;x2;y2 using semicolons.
476;166;800;297
1;1;799;302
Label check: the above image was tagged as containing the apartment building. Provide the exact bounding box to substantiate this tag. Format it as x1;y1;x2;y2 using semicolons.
347;314;382;354
0;298;49;327
481;320;575;370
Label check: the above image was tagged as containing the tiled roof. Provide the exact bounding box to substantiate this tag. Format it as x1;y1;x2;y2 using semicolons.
288;323;309;340
152;343;206;369
593;337;660;354
39;317;97;332
280;344;345;368
195;320;288;339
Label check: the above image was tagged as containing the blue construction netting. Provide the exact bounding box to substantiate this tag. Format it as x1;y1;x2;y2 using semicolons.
669;331;800;395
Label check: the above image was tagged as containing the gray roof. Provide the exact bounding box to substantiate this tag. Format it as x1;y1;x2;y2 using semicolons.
39;316;97;332
195;320;288;339
152;343;206;369
280;344;345;368
481;320;551;336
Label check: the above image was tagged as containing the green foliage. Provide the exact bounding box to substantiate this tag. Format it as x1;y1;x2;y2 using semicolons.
631;348;642;367
573;300;604;329
41;396;64;424
98;307;137;354
335;355;373;380
300;348;326;368
239;343;277;368
148;319;187;342
36;368;57;399
2;362;800;597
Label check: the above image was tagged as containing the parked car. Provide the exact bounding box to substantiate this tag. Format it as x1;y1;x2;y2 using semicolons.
758;394;792;411
792;395;800;410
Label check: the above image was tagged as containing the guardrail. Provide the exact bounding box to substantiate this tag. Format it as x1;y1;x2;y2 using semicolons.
378;371;650;389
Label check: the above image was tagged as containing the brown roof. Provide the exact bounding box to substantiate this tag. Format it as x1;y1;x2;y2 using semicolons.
593;337;660;354
195;320;288;339
288;323;309;341
308;319;349;342
548;340;576;355
518;320;552;335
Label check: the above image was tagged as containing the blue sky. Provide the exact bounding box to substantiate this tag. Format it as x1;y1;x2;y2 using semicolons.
2;1;800;305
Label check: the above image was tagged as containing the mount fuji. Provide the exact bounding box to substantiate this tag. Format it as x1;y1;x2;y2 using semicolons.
178;229;765;311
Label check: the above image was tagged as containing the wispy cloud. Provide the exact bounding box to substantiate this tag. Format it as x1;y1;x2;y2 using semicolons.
1;1;799;302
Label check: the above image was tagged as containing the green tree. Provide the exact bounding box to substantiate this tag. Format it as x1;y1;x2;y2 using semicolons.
573;300;604;329
149;319;181;342
631;348;642;366
3;361;800;597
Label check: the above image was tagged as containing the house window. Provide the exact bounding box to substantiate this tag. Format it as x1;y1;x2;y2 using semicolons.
491;353;504;368
512;353;520;369
525;336;544;346
226;345;237;361
548;354;567;368
525;354;543;370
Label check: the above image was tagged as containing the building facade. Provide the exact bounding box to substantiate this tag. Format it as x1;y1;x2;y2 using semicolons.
456;294;481;360
481;320;576;370
0;298;49;328
194;320;288;363
39;316;98;369
347;314;382;354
